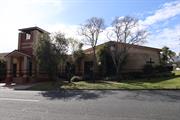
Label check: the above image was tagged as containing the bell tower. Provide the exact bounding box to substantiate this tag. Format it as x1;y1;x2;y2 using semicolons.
18;27;49;56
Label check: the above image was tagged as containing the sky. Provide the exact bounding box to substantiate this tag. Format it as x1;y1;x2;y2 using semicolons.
0;0;180;54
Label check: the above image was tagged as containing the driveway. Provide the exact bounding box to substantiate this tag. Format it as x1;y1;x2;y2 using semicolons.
0;90;180;120
0;83;35;90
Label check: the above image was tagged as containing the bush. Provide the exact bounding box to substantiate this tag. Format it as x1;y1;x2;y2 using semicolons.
143;64;173;74
153;72;174;78
142;64;174;78
0;60;6;81
143;64;155;74
155;65;173;73
122;72;143;80
97;45;116;77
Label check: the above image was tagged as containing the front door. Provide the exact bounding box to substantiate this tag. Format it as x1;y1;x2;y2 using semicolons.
13;64;17;77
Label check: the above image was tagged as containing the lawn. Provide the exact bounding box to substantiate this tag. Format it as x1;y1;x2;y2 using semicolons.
28;71;180;90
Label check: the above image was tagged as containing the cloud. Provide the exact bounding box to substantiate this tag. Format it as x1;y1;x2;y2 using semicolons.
0;0;179;54
47;24;80;39
0;0;63;52
47;23;108;41
138;1;180;53
140;1;180;27
146;25;180;53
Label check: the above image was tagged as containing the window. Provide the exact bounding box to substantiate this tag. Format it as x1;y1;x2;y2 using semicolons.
26;33;31;40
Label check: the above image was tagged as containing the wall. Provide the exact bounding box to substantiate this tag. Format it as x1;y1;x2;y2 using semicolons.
80;45;160;74
18;30;40;56
18;32;33;55
124;47;160;72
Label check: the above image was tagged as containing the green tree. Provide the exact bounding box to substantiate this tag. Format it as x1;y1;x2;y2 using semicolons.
73;42;85;73
68;38;85;75
161;46;176;64
34;33;56;81
34;32;68;82
97;45;117;77
0;59;6;80
52;32;69;66
97;45;109;77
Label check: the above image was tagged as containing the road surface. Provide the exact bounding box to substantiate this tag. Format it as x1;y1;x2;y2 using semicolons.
0;89;180;120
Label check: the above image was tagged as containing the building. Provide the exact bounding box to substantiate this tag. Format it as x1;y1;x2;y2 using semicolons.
4;27;49;84
1;27;161;84
74;41;161;77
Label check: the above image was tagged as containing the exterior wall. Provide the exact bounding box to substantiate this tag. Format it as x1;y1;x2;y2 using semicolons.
32;30;40;56
80;44;161;74
18;30;41;56
75;60;84;75
18;32;33;55
76;55;93;75
17;30;48;82
123;47;160;72
10;56;28;77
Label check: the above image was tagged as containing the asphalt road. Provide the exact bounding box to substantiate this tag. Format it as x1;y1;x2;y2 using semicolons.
0;89;180;120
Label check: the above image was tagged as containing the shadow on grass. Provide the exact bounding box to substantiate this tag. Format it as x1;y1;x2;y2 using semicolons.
40;89;116;101
120;90;180;102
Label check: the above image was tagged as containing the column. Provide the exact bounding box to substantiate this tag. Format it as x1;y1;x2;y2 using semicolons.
16;58;20;77
23;56;28;80
31;58;36;77
5;57;12;85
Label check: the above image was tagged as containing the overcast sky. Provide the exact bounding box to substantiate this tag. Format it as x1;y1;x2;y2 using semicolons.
0;0;180;54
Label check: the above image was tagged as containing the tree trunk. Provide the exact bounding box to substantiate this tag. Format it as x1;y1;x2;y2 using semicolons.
92;47;97;83
116;66;122;81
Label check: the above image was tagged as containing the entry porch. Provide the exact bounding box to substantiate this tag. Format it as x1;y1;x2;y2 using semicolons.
5;50;33;84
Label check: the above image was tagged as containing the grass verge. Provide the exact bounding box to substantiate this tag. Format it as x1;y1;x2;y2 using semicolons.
28;71;180;90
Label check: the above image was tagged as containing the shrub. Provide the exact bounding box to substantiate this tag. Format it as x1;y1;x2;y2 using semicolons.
97;45;116;77
122;72;143;80
154;65;173;73
0;60;6;81
143;64;155;74
142;64;174;79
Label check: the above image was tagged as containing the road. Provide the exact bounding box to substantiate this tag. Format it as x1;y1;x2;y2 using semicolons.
0;89;180;120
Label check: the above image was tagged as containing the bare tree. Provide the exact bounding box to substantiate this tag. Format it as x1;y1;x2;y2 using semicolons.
69;38;85;73
107;16;147;79
68;38;81;55
79;17;105;81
